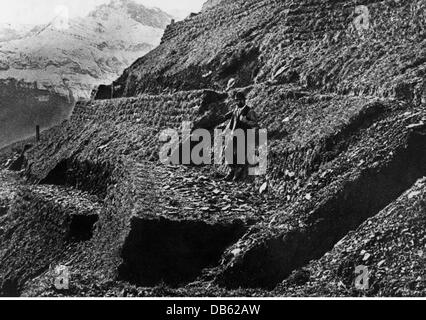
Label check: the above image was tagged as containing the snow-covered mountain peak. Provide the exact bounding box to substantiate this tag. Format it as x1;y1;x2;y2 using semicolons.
89;0;172;29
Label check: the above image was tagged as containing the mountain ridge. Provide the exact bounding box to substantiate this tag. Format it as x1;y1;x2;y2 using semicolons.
0;0;173;101
0;0;173;148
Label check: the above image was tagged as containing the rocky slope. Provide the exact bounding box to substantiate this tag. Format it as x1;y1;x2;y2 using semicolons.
201;0;229;11
276;178;426;297
0;0;426;297
0;24;38;42
103;0;426;101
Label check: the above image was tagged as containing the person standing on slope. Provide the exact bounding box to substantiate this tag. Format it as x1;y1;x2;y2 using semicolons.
222;92;259;181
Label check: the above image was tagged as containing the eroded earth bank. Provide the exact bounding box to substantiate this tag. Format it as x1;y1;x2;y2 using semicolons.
1;0;426;297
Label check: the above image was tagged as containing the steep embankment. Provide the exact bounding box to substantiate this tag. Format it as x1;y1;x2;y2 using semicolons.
276;178;426;297
1;0;426;296
105;0;425;103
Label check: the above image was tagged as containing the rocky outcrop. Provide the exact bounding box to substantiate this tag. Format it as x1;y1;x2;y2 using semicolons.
92;0;172;29
202;0;229;11
277;178;426;297
110;0;425;105
0;176;101;296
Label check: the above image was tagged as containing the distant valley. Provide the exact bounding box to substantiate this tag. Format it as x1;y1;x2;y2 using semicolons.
0;0;172;148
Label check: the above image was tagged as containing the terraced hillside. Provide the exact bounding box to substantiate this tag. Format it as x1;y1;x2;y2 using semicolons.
1;0;426;297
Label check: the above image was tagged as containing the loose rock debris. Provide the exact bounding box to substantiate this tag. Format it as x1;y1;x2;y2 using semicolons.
1;0;426;297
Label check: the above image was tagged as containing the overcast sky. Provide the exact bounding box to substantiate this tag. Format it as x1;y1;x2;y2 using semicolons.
0;0;205;25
